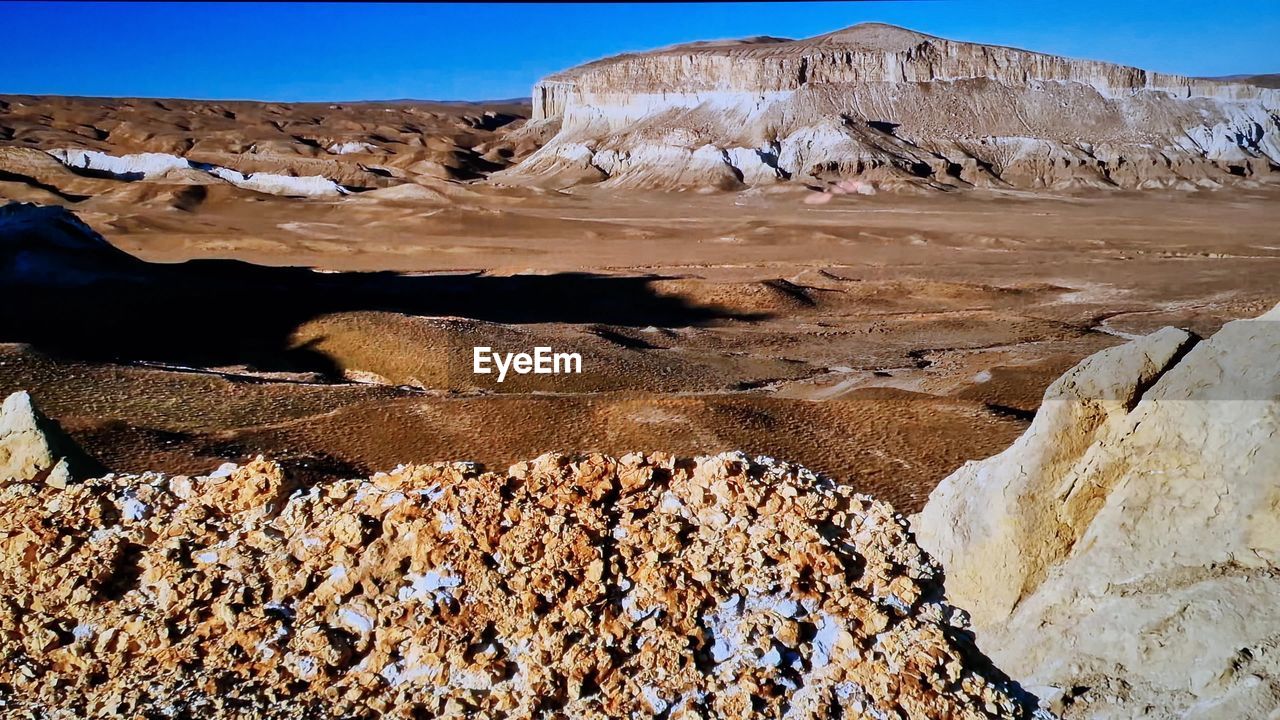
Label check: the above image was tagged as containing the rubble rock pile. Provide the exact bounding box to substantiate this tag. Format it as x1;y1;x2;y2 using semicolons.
0;432;1042;719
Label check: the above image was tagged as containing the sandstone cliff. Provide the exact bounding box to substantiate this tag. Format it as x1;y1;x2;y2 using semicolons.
914;303;1280;718
0;412;1044;719
499;23;1280;191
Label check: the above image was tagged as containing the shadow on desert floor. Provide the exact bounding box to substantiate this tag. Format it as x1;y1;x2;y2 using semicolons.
1;204;760;377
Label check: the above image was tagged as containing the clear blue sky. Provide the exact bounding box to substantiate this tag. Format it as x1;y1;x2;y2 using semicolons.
5;1;1279;101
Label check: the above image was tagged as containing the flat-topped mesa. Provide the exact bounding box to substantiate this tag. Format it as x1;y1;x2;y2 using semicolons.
507;23;1280;191
534;23;1264;121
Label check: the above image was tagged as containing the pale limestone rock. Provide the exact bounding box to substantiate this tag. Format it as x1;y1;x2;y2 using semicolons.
915;304;1280;718
0;390;89;486
46;148;348;197
499;23;1280;191
913;326;1196;625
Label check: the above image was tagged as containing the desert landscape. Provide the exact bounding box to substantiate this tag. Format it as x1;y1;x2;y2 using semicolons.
1;17;1279;720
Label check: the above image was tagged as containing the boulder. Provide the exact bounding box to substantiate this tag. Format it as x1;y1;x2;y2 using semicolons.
0;390;96;486
914;304;1280;718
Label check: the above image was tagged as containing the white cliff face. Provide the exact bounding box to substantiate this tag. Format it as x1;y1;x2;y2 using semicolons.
326;141;378;155
914;304;1280;718
48;149;349;197
501;23;1280;191
204;166;348;197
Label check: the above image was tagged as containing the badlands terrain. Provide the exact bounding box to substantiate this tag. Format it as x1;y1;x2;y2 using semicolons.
0;23;1277;516
1;19;1279;720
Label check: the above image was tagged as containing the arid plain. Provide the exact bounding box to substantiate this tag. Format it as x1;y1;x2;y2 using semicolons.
1;87;1277;513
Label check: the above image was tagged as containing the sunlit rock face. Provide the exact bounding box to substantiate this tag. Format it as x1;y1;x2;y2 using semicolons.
1;435;1044;719
501;23;1280;191
0;391;99;487
915;303;1280;719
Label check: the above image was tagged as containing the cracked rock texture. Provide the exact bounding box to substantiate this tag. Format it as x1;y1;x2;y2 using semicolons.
0;439;1042;719
915;303;1280;718
499;23;1280;191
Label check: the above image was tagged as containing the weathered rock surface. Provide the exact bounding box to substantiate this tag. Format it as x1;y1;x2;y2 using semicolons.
0;95;534;195
915;303;1280;718
0;390;97;487
500;23;1280;191
47;148;352;197
0;442;1044;719
912;325;1198;625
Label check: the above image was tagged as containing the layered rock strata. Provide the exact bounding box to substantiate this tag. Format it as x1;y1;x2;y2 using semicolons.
0;433;1043;719
501;23;1280;191
915;303;1280;718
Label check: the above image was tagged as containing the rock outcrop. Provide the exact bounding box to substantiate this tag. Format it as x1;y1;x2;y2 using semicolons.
47;148;352;197
0;391;98;487
499;23;1280;191
0;440;1044;719
914;304;1280;718
0;95;534;193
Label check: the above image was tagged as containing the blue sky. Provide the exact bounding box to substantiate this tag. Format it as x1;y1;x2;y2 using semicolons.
5;1;1279;101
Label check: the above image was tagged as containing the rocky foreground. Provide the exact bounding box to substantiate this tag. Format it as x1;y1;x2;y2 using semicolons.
503;23;1280;191
0;393;1038;719
3;299;1278;718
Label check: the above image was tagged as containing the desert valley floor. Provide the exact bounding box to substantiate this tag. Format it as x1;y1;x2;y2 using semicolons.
1;96;1278;513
